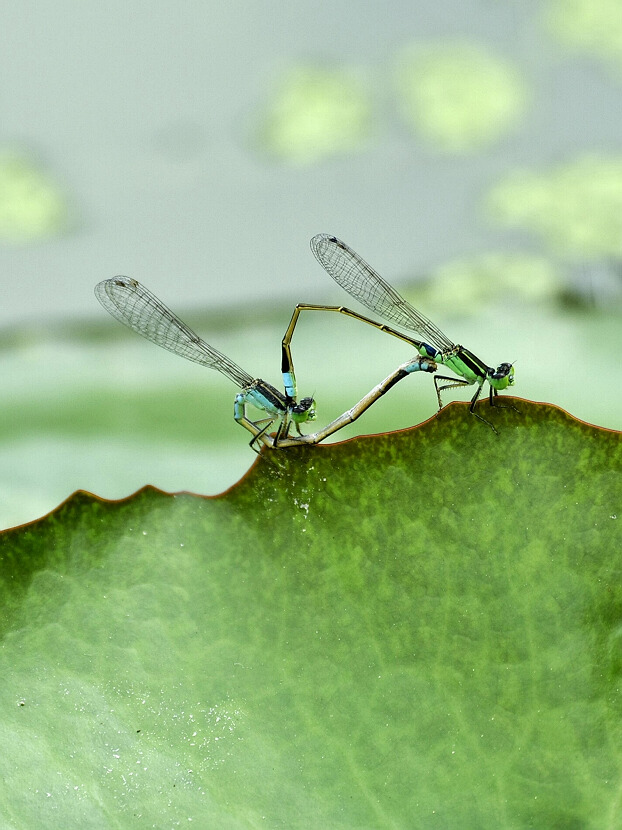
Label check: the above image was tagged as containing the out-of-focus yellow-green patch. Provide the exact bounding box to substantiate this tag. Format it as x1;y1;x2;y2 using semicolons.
411;252;562;314
0;151;68;243
394;43;527;152
547;0;622;71
255;66;371;164
487;156;622;257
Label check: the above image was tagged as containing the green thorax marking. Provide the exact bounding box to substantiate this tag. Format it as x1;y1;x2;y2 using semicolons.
441;346;489;385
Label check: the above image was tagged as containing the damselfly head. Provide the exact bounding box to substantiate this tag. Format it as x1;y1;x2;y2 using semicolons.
490;362;515;390
292;396;317;423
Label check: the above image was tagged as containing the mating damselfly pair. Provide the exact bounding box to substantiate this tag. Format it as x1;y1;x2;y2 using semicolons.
95;235;515;449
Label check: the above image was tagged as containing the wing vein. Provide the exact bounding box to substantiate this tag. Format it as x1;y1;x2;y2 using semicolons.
94;277;254;388
310;234;454;352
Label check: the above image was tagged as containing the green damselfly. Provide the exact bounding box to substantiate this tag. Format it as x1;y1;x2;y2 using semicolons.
283;235;515;433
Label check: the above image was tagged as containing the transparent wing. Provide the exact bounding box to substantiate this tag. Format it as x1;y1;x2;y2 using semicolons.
94;277;254;388
310;234;454;352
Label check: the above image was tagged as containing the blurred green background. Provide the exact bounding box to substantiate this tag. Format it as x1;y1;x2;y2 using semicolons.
1;0;621;528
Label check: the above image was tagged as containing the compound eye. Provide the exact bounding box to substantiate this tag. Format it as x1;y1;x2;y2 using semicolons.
294;396;314;414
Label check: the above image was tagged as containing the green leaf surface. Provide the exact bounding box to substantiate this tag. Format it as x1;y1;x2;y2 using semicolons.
1;401;621;828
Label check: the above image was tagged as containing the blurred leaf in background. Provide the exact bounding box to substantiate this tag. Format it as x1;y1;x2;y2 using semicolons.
487;156;622;258
547;0;622;72
414;252;563;315
0;150;69;243
394;42;527;153
254;65;372;164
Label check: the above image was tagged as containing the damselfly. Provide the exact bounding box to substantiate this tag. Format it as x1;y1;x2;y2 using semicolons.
95;277;317;449
283;235;515;433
